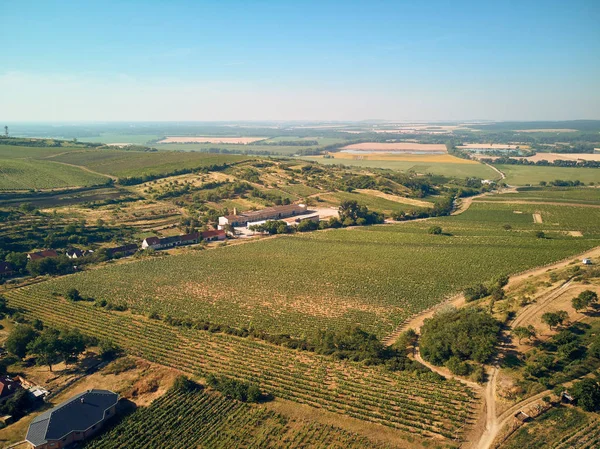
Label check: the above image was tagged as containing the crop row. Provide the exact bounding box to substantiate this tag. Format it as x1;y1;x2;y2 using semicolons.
6;288;477;440
29;203;599;339
552;418;600;449
84;387;401;449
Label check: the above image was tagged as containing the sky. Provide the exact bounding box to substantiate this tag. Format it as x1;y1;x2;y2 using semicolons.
1;0;599;122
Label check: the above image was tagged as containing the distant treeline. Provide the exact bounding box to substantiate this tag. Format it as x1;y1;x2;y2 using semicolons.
482;156;600;168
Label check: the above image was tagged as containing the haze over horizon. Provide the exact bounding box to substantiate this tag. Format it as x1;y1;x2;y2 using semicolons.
2;0;599;122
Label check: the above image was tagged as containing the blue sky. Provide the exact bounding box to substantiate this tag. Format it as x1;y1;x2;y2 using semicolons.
1;0;599;121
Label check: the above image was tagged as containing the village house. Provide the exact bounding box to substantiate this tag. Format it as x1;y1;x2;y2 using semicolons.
106;244;138;258
0;262;15;278
0;375;21;403
201;229;226;242
141;232;200;250
27;250;59;261
26;389;119;449
65;248;84;259
218;204;307;229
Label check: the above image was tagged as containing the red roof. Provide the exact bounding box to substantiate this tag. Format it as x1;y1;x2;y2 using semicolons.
201;230;225;238
143;236;161;245
28;250;59;260
0;376;20;398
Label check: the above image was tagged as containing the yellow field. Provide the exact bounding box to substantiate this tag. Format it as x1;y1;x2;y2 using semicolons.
341;142;447;152
329;152;479;164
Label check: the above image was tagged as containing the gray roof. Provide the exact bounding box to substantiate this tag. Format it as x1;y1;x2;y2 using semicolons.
26;389;118;446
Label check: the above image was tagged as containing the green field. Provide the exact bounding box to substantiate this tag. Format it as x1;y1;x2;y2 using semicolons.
496;164;600;185
0;158;110;190
305;157;500;178
0;144;84;159
500;406;598;449
83;133;161;145
31;201;600;339
49;150;252;178
475;186;600;205
84;387;399;449
319;190;431;214
4;286;476;442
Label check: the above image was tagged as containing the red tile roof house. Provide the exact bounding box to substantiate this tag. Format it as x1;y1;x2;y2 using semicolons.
141;232;200;250
26;390;119;449
0;262;15;278
27;250;59;261
0;375;21;403
201;229;226;242
106;244;138;258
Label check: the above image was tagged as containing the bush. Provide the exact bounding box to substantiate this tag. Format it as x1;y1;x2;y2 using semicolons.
172;375;199;392
206;374;265;402
428;226;442;235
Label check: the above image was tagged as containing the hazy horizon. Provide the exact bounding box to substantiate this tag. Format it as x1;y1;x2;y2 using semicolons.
2;0;599;122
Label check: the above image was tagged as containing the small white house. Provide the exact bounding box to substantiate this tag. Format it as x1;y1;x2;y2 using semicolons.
582;258;592;265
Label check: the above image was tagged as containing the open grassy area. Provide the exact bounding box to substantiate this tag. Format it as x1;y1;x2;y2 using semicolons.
496;164;600;185
49;150;252;178
27;201;600;339
305;156;500;178
0;158;111;190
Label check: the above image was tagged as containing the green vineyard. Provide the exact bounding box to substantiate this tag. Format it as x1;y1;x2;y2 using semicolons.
84;387;402;449
32;201;600;339
5;288;477;441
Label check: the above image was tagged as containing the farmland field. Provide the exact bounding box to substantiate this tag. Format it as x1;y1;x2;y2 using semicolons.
0;158;110;190
155;142;320;155
341;142;447;152
3;287;477;442
474;187;600;205
84;387;402;449
496;164;600;185
303;156;500;179
0;144;84;159
49;150;251;178
499;407;597;449
27;202;600;339
158;136;266;144
318;191;432;214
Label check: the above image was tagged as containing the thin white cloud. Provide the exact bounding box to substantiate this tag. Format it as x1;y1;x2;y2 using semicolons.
0;71;598;121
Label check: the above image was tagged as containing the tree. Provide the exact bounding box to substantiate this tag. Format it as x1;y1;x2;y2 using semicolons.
27;328;62;371
5;252;27;272
464;284;489;302
513;325;536;344
572;296;588;312
535;231;546;239
570;379;600;412
428;226;442;235
59;328;88;365
5;325;38;358
541;311;568;330
574;290;598;312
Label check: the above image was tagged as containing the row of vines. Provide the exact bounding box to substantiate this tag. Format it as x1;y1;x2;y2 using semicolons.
5;288;477;441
